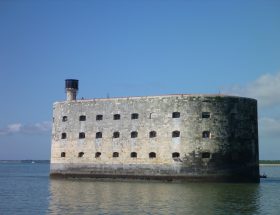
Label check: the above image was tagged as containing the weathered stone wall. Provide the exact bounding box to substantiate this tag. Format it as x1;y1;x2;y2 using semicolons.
50;95;259;182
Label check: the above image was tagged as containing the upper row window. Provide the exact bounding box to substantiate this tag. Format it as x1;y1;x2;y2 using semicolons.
96;115;103;121
131;113;139;119
79;115;86;121
62;111;210;122
202;112;210;118
172;112;180;118
114;114;120;120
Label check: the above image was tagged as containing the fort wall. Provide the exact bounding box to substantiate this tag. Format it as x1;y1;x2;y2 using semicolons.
50;93;259;182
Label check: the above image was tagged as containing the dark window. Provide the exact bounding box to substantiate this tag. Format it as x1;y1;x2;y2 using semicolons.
78;152;84;157
61;133;67;139
202;112;210;118
79;115;86;121
131;152;137;158
95;152;101;158
172;152;180;158
113;114;120;120
149;152;156;158
96;132;102;139
113;152;119;158
96;115;103;121
172;112;180;118
113;131;120;138
79;132;85;139
202;152;210;158
131;131;138;138
149;131;156;138
172;131;180;138
230;113;236;120
62;116;68;122
202;131;210;138
61;152;66;157
131;113;139;119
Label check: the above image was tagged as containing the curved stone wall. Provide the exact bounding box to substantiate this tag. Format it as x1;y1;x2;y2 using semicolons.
50;95;259;182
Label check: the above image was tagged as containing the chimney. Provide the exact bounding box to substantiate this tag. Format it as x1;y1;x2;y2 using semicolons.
65;79;79;101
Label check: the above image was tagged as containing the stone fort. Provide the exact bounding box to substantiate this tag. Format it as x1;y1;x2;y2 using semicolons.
50;79;259;182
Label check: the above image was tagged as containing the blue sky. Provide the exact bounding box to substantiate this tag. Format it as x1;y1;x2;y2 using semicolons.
0;0;279;160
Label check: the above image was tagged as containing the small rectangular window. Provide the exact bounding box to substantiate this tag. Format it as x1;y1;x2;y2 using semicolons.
62;116;68;122
61;133;67;139
113;132;120;138
79;132;85;139
131;131;138;138
78;152;84;157
202;131;210;138
202;152;210;158
149;131;156;138
149;152;156;158
172;112;180;118
113;152;119;158
172;131;180;138
95;152;101;158
202;112;210;118
131;113;139;119
96;115;103;121
230;113;236;120
79;115;86;121
114;114;120;120
96;132;102;139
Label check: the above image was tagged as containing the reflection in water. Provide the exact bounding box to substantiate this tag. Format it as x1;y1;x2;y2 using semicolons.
47;179;261;215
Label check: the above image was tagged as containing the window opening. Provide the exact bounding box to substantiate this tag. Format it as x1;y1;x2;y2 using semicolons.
202;131;210;138
79;132;85;139
131;152;137;158
61;152;66;157
172;152;180;158
202;112;211;118
96;132;102;139
172;131;180;138
149;131;157;138
114;114;120;120
202;152;210;158
113;152;119;158
95;152;101;158
113;131;120;138
79;115;86;121
149;152;156;158
61;133;67;139
96;115;103;121
172;112;180;118
62;116;68;122
78;152;84;157
131;131;138;138
131;113;139;119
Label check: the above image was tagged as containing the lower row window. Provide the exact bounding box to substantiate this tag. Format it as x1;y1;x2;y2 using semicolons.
60;152;159;158
60;152;210;159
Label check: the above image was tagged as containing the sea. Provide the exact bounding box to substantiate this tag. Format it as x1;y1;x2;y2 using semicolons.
0;162;279;215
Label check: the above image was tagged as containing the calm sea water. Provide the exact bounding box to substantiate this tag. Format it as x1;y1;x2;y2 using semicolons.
0;163;280;215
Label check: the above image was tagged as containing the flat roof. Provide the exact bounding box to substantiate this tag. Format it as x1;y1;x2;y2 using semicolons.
55;93;256;104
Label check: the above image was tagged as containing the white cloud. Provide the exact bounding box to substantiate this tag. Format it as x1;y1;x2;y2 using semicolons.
228;72;280;107
259;117;280;138
7;123;22;133
0;121;51;136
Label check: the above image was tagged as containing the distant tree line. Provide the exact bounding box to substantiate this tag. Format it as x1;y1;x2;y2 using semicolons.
259;160;280;164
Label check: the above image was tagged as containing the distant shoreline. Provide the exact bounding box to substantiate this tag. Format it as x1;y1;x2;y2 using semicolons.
0;160;279;166
260;164;280;166
0;160;50;164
